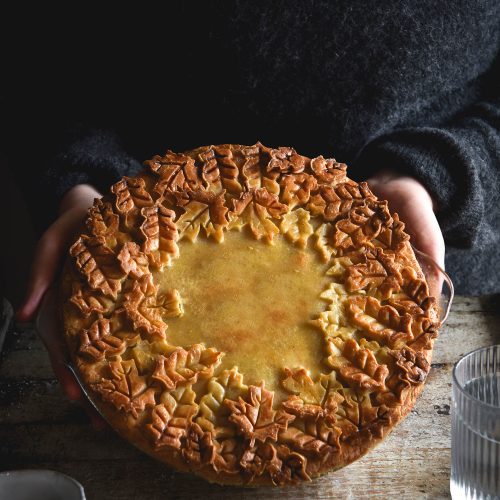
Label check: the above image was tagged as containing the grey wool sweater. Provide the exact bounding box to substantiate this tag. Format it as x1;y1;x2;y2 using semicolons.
2;1;500;294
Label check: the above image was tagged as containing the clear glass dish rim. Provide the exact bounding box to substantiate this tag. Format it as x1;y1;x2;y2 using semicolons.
411;244;454;324
452;344;500;411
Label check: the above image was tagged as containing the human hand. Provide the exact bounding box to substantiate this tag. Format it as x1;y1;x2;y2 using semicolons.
366;169;445;270
16;183;107;429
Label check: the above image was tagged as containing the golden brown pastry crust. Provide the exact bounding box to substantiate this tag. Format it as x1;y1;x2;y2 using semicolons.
60;142;440;486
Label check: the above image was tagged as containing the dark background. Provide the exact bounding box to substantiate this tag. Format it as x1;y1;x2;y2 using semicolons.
1;2;499;301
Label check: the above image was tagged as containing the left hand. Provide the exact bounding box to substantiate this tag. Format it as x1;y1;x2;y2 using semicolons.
16;183;107;430
366;169;445;270
16;184;102;323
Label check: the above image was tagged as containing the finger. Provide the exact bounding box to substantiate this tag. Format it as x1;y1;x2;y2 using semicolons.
16;233;65;322
41;303;82;402
51;359;83;401
365;178;446;272
55;362;108;430
17;195;95;322
16;211;79;322
50;347;107;430
400;202;445;270
83;402;108;431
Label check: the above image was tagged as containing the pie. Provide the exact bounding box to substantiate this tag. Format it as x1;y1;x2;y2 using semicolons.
60;142;440;486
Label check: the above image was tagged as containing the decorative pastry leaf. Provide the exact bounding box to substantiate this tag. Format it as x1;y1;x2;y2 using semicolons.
69;282;113;316
307;181;374;221
339;390;384;428
145;385;198;449
111;176;153;227
272;444;310;485
224;384;295;446
120;274;183;339
146;151;201;195
361;403;397;438
151;344;223;391
280;418;342;456
93;358;156;418
70;235;125;298
390;347;430;385
375;212;410;251
181;421;241;475
256;144;309;196
264;146;308;176
215;438;243;474
327;338;389;392
313;223;337;262
346;295;432;349
182;421;215;468
78;316;138;361
86;199;119;247
333;200;392;252
197;368;247;437
345;248;401;299
174;189;229;242
279;173;317;209
312;281;351;331
140;203;179;268
281;368;326;405
242;440;311;485
281;370;345;424
240;144;262;189
281;395;337;423
279;208;314;248
239;441;278;483
400;266;436;314
229;188;289;242
197;146;244;194
253;187;290;218
376;346;430;407
325;255;357;279
310;155;347;184
117;242;149;279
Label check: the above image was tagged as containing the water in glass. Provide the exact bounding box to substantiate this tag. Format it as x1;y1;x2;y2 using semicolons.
451;347;500;499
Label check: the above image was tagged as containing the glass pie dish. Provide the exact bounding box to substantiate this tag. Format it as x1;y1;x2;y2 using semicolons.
34;142;456;486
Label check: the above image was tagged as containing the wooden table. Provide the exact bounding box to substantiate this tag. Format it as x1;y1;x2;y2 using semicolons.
1;296;499;500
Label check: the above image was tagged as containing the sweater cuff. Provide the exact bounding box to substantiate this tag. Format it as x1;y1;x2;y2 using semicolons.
352;128;479;247
47;129;143;198
33;129;143;232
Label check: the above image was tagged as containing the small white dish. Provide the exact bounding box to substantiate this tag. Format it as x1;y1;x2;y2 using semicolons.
0;470;85;500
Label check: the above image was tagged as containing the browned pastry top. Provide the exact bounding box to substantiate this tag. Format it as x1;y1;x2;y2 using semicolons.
61;142;439;486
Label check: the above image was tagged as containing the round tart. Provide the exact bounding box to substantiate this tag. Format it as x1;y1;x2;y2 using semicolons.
61;142;440;486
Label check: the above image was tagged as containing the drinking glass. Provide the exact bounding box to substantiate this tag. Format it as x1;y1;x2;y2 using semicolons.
451;345;500;499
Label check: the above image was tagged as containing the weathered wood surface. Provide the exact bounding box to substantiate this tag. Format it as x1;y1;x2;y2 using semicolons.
1;295;499;500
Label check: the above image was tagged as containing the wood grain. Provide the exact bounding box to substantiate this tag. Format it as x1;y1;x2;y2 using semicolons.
1;296;499;500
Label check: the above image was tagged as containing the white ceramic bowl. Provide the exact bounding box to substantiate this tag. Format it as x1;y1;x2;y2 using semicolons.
0;470;85;500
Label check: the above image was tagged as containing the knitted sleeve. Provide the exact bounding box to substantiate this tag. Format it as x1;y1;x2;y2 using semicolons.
354;95;500;251
43;126;142;200
10;124;143;233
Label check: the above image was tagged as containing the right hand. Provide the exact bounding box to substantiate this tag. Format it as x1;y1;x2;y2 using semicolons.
365;170;445;270
16;183;107;429
365;170;446;302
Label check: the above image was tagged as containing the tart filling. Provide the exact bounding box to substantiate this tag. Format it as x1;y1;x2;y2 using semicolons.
61;143;439;486
162;230;329;401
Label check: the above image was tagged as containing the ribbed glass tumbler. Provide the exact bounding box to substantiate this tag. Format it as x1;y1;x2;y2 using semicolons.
451;345;500;499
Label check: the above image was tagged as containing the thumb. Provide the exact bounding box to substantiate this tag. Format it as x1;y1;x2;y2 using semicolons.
16;228;68;322
16;207;84;322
